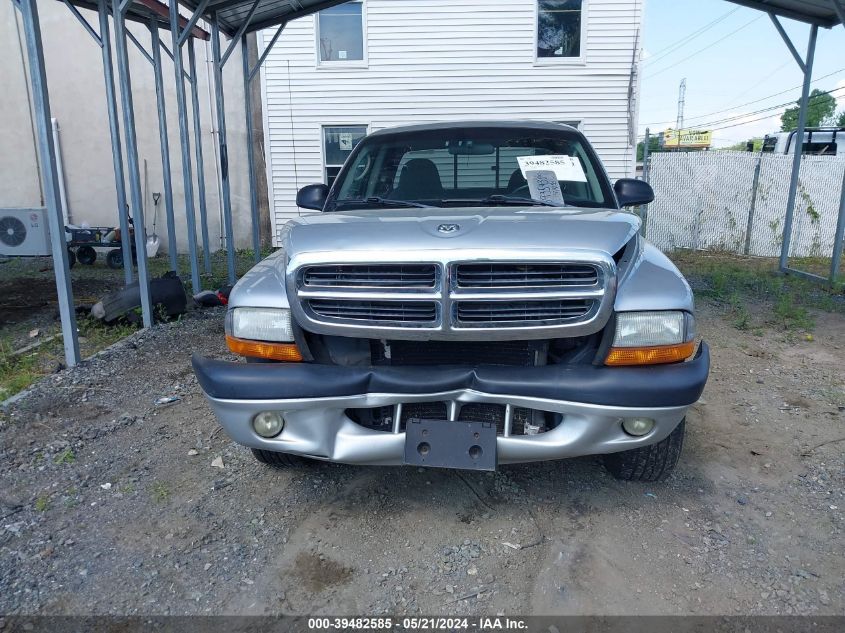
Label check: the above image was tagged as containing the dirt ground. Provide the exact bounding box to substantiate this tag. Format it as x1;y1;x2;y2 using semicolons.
0;298;843;616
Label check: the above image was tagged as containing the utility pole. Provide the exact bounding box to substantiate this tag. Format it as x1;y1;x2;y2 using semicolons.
676;78;686;130
675;78;686;151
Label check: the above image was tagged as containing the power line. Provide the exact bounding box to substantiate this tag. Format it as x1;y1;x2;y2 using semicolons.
719;60;792;108
644;16;764;80
640;67;845;128
664;86;845;132
643;7;741;67
686;86;845;130
638;86;845;137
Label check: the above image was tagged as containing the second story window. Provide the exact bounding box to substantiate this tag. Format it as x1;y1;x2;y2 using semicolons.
537;0;583;60
317;1;365;64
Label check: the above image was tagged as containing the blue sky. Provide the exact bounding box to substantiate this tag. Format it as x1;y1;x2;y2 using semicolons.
639;0;845;147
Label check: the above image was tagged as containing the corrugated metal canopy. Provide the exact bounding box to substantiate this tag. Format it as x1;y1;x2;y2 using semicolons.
178;0;352;36
725;0;844;27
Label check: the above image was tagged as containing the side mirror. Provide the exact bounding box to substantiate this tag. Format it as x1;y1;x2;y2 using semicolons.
614;178;654;207
296;183;330;211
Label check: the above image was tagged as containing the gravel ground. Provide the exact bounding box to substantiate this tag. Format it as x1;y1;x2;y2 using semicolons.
0;302;843;616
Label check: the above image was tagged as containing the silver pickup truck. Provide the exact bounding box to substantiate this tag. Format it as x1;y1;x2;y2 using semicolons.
193;121;709;481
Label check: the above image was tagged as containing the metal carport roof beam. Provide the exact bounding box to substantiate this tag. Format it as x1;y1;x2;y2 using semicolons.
177;0;210;45
768;13;807;71
220;0;261;66
176;0;351;36
61;0;102;44
59;0;211;38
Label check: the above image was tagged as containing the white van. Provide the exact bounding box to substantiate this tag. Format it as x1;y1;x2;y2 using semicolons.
761;127;845;157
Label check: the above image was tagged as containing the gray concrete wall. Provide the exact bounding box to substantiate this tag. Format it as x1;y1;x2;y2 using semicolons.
0;1;256;255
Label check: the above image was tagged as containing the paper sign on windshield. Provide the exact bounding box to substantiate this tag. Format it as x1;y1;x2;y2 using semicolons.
525;170;565;206
517;155;587;183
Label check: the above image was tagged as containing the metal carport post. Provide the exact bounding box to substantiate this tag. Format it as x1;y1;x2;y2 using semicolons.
112;0;154;327
14;0;81;367
770;15;819;278
148;18;180;273
96;0;134;284
828;0;845;283
168;0;204;293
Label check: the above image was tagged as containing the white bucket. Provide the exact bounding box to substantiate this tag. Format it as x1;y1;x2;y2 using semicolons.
146;234;161;258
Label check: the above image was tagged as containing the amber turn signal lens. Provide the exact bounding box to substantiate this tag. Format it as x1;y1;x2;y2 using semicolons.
605;341;695;366
226;335;303;362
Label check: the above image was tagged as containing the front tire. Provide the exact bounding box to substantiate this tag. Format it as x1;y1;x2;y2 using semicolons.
603;418;685;482
251;448;312;468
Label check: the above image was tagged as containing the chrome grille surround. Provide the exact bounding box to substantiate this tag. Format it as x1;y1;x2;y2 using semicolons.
287;249;616;341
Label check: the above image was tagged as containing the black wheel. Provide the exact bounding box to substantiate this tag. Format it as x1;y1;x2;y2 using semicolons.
77;245;97;265
106;248;123;269
251;448;312;468
603;418;685;482
67;248;76;269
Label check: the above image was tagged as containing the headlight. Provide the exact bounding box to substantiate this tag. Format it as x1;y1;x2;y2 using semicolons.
613;311;693;347
229;307;294;342
606;311;696;366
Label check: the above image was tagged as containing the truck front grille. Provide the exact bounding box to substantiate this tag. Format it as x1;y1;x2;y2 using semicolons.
308;299;437;324
291;256;613;340
302;264;437;289
371;340;543;367
347;402;549;436
454;262;599;288
454;299;593;327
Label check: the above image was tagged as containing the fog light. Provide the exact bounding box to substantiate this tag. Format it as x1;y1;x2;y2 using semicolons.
622;417;655;437
252;411;284;438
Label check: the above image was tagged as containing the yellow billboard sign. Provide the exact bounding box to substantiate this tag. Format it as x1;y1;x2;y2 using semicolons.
663;129;712;149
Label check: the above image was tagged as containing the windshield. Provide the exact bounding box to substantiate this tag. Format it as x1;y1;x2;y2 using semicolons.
327;127;615;210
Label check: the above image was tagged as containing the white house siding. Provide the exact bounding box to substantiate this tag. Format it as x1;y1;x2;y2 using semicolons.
261;0;643;244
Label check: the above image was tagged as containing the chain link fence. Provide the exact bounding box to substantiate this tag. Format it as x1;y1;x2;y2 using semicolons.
645;151;845;259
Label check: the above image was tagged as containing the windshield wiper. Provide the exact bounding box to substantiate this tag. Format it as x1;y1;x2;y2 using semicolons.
337;197;433;209
441;194;560;208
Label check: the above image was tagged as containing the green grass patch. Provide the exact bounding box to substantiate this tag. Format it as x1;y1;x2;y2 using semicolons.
54;448;75;464
150;481;171;503
77;315;139;350
671;250;844;333
35;495;49;512
0;339;42;401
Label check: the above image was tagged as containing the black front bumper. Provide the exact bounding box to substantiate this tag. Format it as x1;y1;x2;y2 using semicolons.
193;342;709;408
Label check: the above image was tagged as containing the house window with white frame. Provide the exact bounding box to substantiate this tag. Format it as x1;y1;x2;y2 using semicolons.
317;1;365;63
323;126;367;188
537;0;583;59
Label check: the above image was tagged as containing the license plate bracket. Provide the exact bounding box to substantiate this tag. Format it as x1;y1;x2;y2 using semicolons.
403;418;497;471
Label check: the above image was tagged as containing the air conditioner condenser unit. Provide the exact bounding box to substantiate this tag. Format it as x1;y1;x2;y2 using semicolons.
0;208;52;257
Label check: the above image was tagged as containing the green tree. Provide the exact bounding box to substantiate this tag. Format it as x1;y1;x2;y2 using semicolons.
637;135;661;161
780;89;837;131
835;111;845;127
722;138;763;152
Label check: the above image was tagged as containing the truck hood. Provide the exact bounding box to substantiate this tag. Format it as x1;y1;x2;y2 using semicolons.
282;206;640;259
